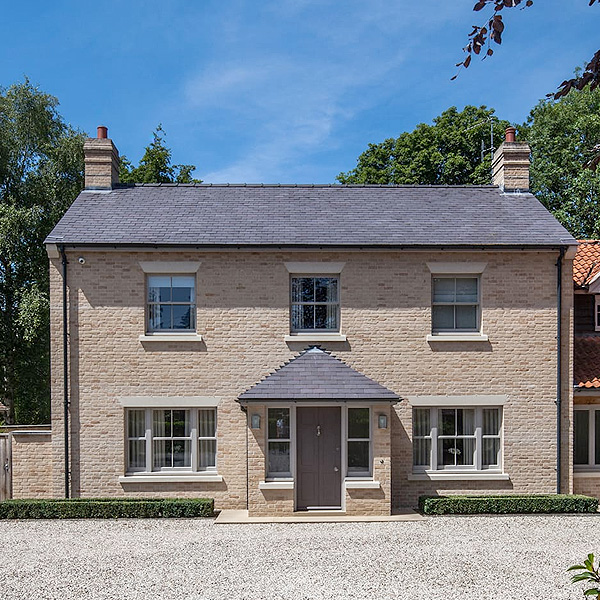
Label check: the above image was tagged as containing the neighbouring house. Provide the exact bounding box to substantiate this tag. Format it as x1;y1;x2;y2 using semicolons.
573;240;600;498
32;125;580;516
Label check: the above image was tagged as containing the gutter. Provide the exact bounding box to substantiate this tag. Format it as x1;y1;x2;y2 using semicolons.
556;247;565;494
48;242;575;252
59;245;70;499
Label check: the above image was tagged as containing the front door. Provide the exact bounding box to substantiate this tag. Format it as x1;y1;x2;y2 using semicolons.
296;407;341;510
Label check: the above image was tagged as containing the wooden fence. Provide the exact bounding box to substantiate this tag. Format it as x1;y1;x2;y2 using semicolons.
0;435;9;500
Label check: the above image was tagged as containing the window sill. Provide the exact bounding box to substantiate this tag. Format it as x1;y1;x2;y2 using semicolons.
284;333;347;343
426;333;489;343
119;474;222;483
259;480;294;490
408;471;509;481
574;471;600;478
344;479;381;489
139;333;203;343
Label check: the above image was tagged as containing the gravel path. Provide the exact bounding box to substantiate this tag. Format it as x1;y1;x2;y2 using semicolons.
1;515;599;599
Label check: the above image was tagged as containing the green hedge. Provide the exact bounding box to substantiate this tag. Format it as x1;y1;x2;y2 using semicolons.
419;494;598;515
0;497;214;519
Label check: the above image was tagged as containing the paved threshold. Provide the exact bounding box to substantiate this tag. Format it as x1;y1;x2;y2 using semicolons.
214;509;426;523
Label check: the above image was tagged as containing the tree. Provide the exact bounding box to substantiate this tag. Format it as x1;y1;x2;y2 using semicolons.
119;125;201;184
520;84;600;237
0;80;85;424
337;105;510;185
456;0;599;99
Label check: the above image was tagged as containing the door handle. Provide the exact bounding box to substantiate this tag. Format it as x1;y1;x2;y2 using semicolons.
334;466;339;472
316;425;321;437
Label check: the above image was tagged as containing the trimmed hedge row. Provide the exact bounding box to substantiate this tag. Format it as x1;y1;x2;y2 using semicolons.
0;498;214;519
419;494;598;515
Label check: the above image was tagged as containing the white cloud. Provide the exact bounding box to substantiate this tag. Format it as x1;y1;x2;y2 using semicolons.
183;49;403;182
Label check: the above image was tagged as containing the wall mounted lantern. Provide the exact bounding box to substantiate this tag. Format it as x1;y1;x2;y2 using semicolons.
251;414;261;429
378;414;388;429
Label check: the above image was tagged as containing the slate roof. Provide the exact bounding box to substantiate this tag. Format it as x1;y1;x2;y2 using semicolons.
574;240;600;288
574;335;600;389
238;347;399;402
46;184;576;247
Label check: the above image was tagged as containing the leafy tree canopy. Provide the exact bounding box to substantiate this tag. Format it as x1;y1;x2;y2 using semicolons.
337;105;509;185
0;79;85;424
119;125;201;184
456;0;599;99
522;83;600;238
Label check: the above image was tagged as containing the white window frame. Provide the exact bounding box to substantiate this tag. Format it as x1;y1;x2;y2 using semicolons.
595;296;600;332
431;275;481;334
146;274;197;334
346;406;372;478
574;405;600;470
125;408;217;474
266;406;293;479
412;406;502;473
289;274;341;334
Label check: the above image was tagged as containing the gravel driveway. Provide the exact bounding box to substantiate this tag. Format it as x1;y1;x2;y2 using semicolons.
0;515;599;599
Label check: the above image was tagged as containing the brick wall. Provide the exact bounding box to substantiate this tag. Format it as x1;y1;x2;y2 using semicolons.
11;432;52;499
48;249;573;511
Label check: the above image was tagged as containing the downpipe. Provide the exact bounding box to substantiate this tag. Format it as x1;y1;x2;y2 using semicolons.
60;246;70;498
556;247;565;494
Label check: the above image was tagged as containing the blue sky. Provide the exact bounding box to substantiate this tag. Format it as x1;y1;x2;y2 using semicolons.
1;0;597;183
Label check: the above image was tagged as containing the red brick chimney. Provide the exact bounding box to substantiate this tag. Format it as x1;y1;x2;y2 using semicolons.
83;126;119;190
492;127;531;193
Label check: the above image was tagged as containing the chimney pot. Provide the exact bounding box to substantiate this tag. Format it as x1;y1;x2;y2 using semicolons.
492;131;530;193
83;126;119;190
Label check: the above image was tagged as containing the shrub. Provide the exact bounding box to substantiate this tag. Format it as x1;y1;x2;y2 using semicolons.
568;553;600;598
418;494;598;515
0;497;214;519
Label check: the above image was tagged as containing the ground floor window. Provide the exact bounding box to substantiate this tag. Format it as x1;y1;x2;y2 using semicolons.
574;407;600;468
412;406;501;471
347;407;371;476
126;408;217;473
267;407;291;478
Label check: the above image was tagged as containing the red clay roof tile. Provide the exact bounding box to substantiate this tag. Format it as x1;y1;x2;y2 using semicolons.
574;240;600;288
574;335;600;388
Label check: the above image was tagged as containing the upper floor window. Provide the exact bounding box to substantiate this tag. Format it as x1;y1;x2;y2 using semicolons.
595;296;600;332
147;275;196;332
432;276;479;333
291;276;339;332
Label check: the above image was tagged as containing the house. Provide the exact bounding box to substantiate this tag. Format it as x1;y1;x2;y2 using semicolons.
573;240;600;498
37;125;579;516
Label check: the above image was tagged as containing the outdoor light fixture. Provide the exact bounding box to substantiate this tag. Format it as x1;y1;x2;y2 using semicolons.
251;414;261;429
378;414;388;429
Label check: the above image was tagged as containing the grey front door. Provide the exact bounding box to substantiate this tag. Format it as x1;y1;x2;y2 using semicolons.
296;407;341;510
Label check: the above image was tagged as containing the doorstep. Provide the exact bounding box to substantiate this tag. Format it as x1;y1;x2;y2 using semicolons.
214;509;426;524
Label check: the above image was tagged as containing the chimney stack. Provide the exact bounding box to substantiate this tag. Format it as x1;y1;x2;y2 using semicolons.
492;127;530;193
83;126;119;190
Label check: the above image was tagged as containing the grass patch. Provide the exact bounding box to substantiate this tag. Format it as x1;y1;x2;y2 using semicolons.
419;494;598;515
0;497;214;519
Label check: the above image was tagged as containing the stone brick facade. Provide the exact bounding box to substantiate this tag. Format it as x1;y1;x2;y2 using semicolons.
10;432;52;499
46;247;573;514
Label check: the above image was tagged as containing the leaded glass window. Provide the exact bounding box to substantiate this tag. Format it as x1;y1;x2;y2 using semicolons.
267;408;291;477
291;276;339;332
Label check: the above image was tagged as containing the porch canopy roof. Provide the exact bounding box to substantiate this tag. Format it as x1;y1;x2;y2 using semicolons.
238;347;399;403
